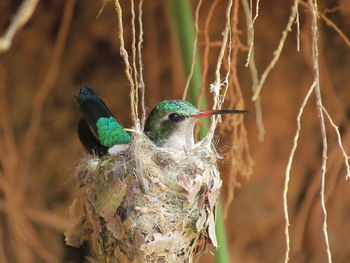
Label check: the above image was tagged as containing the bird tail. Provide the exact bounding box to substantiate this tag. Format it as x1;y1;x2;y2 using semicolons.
75;86;131;149
77;118;108;157
75;86;114;134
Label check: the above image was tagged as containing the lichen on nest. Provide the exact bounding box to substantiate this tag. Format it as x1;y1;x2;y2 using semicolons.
65;133;222;263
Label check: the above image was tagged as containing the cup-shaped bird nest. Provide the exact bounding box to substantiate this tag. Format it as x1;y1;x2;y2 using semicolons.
65;134;221;263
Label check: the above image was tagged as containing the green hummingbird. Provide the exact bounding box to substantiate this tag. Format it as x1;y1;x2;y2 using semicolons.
76;86;131;156
76;88;248;155
144;100;248;150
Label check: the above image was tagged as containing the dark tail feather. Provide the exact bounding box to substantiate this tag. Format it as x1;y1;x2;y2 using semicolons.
78;118;108;157
76;86;114;134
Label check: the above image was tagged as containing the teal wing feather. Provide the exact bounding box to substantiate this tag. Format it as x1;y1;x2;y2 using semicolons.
76;86;131;147
96;117;131;147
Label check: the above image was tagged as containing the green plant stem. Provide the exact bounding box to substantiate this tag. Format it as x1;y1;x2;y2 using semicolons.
169;1;230;262
215;200;230;263
169;0;207;139
169;0;202;102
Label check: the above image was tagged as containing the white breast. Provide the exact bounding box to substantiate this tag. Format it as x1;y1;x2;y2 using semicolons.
161;120;196;151
108;144;130;155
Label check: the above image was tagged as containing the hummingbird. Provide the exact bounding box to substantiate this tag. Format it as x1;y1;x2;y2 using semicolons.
144;100;249;150
76;86;131;157
76;88;248;155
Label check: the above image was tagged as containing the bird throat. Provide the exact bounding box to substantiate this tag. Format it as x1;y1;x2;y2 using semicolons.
157;120;196;150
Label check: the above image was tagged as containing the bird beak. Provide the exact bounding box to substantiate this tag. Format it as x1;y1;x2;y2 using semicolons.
191;109;249;118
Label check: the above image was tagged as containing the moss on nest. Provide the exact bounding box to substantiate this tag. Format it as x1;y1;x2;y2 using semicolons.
65;134;221;262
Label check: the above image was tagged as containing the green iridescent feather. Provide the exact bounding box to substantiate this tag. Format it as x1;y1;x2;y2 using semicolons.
154;100;195;113
96;117;131;147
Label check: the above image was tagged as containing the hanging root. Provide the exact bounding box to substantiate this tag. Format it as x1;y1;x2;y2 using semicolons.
114;0;139;129
0;0;39;52
241;0;265;141
251;0;300;101
283;83;315;263
283;1;350;262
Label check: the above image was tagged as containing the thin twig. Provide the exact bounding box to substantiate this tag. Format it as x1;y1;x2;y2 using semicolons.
241;0;265;141
283;82;315;263
222;0;254;216
244;0;260;67
198;0;220;108
96;0;108;19
300;0;350;48
252;0;260;25
114;0;138;127
293;129;350;251
308;0;333;262
0;0;39;52
296;5;301;51
207;0;234;143
130;0;140;129
322;106;350;179
211;0;233;108
252;0;300;101
138;0;146;129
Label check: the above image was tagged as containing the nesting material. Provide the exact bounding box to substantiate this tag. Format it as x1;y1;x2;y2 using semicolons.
65;134;222;263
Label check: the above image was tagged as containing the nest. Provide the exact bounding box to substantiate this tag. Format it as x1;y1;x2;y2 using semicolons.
65;134;222;263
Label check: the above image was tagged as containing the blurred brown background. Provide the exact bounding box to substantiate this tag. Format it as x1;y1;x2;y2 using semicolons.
0;0;350;262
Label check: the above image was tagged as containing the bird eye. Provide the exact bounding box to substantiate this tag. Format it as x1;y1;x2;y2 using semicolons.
168;113;180;121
